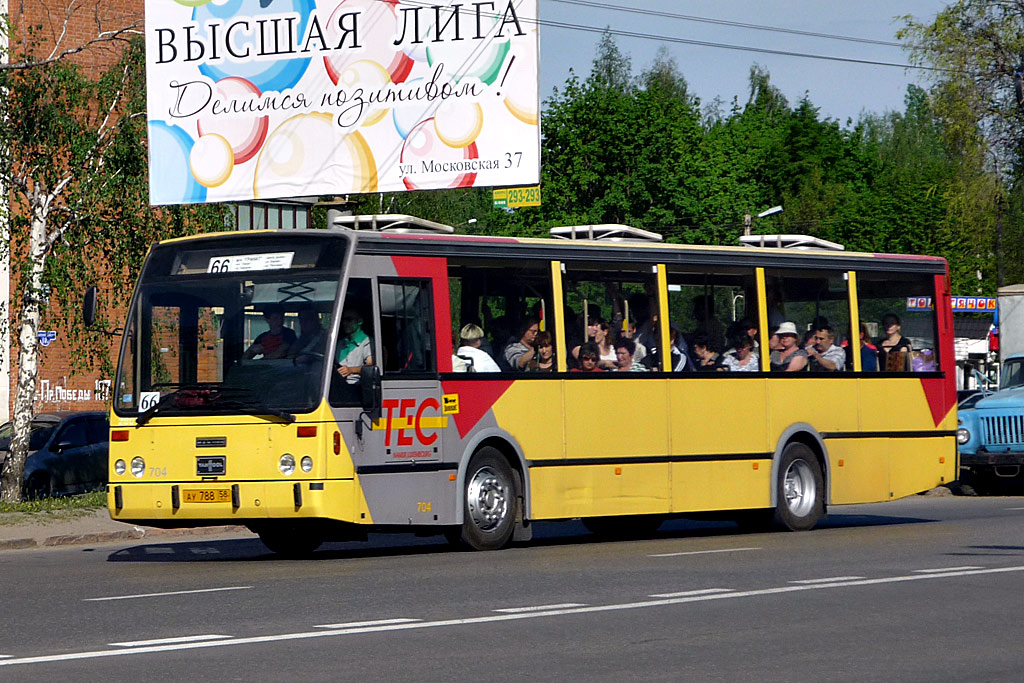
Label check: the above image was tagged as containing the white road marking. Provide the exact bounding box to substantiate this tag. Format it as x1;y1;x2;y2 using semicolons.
494;603;587;613
648;547;760;558
111;635;233;648
314;619;421;629
648;588;734;598
0;656;10;659
1005;507;1024;511
8;565;1024;668
790;576;866;584
913;566;984;574
84;586;253;602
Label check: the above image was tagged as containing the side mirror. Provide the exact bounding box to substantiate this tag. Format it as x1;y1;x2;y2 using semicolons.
83;285;98;328
360;365;382;420
54;439;75;453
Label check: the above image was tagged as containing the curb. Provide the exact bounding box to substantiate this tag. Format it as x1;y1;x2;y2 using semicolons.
0;524;250;551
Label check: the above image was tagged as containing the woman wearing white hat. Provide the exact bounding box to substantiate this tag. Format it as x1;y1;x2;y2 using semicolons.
770;322;808;372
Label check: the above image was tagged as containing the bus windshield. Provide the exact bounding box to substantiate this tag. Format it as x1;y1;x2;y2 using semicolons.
115;237;346;417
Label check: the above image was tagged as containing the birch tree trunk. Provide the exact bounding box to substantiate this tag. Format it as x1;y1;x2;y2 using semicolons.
0;187;49;502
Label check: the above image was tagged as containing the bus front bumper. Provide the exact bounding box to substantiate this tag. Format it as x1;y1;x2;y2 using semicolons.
108;479;367;527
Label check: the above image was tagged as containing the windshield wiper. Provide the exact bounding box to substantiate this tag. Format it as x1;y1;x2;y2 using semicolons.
135;385;255;426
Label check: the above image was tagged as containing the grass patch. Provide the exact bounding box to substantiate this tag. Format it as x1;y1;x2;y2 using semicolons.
0;489;107;525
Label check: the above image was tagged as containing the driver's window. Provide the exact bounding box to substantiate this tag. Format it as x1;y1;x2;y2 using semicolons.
330;278;375;406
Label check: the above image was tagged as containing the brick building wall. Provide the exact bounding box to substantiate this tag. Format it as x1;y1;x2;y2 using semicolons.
5;0;145;419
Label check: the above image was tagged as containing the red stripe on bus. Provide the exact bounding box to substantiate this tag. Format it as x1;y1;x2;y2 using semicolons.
442;380;514;438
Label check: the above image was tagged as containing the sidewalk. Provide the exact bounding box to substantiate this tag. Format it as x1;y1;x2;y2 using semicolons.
0;508;251;551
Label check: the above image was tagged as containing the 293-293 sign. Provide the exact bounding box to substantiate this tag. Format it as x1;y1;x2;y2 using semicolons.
206;252;295;274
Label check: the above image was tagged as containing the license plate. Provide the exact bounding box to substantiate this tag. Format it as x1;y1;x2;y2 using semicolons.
183;488;231;504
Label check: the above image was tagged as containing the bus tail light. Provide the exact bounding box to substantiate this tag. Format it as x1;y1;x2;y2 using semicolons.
112;430;130;442
297;426;317;438
333;431;341;454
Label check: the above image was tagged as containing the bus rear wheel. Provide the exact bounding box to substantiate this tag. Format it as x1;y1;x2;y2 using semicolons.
773;442;825;531
448;448;518;551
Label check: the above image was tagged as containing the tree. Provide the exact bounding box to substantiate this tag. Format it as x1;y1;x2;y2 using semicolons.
0;37;225;502
899;1;1024;286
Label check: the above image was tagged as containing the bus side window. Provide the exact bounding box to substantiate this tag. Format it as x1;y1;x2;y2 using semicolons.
447;259;554;374
856;272;938;373
379;279;435;374
764;271;851;373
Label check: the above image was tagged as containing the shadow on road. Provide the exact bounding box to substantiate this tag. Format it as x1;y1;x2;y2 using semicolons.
105;511;935;563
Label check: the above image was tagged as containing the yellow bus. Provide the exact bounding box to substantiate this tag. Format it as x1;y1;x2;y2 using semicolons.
106;215;957;555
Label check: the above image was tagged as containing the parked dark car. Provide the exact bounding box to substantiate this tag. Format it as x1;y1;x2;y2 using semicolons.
0;412;108;498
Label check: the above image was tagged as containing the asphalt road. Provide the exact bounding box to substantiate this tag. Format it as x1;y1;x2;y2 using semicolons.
2;495;1024;682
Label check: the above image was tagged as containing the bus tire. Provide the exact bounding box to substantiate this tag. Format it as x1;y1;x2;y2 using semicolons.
773;442;825;531
449;448;518;551
257;524;323;558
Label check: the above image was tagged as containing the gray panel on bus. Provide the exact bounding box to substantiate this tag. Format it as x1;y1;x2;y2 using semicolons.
359;471;458;525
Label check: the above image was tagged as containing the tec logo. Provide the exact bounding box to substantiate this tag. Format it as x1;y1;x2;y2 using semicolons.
377;398;449;446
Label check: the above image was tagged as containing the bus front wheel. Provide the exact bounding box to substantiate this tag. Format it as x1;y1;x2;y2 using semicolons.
773;443;825;531
448;448;518;551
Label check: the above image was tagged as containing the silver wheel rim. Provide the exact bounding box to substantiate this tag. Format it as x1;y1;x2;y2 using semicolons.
466;466;509;531
783;459;816;518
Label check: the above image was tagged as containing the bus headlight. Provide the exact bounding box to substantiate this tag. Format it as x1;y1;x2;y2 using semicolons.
114;459;126;476
301;456;313;473
130;457;145;477
957;428;970;445
279;454;296;476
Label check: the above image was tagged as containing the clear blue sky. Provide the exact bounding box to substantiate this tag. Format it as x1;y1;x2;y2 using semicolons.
537;0;950;123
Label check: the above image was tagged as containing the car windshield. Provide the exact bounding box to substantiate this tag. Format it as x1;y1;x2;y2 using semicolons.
115;235;347;416
958;393;984;410
1001;360;1024;391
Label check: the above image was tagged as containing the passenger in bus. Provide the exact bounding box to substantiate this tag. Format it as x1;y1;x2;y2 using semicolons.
721;334;759;372
805;324;845;371
290;307;327;364
454;324;500;372
570;343;605;372
724;318;760;356
624;318;648;366
876;313;912;371
669;328;693;371
692;333;723;371
614;338;648;372
504;318;540;370
842;323;878;372
913;348;936;372
770;322;808;372
335;309;373;384
528;331;556;372
244;304;296;360
570;317;600;362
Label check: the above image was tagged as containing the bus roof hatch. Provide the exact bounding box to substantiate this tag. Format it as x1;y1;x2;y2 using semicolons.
739;234;845;251
331;214;455;234
549;224;663;242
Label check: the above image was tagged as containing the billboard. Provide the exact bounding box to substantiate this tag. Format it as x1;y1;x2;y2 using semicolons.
144;0;539;205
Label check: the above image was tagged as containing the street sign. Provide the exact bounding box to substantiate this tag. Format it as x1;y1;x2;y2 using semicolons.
493;186;541;208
